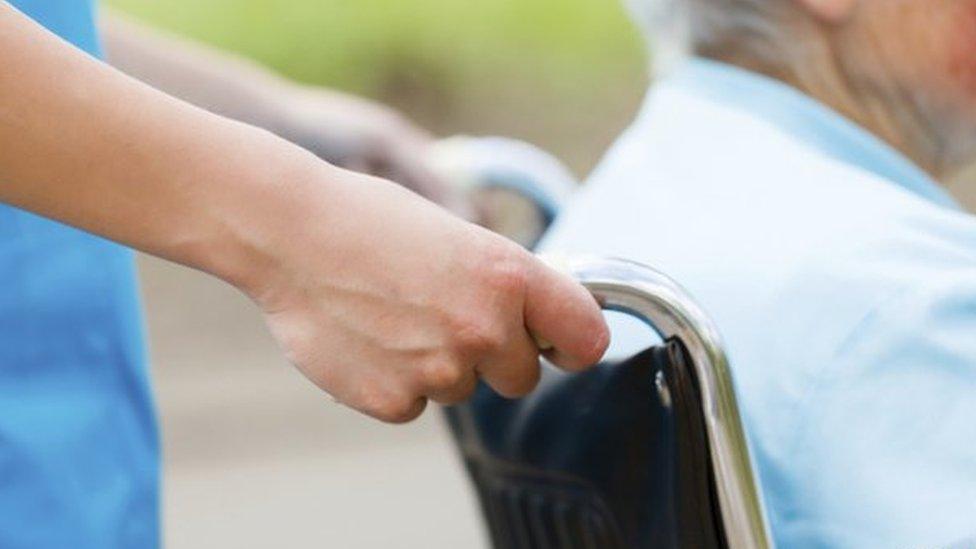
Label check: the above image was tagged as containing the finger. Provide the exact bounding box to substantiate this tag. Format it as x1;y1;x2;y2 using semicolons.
387;397;428;424
477;328;542;399
362;395;428;425
421;362;479;406
342;375;429;424
523;258;610;372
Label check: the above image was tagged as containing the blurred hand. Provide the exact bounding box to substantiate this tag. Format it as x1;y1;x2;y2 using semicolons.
277;86;472;217
250;168;609;423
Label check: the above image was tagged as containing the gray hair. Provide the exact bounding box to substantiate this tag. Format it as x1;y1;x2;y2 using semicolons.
625;1;976;179
625;0;801;74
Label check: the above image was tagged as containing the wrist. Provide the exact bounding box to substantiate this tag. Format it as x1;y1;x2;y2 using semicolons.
182;128;339;301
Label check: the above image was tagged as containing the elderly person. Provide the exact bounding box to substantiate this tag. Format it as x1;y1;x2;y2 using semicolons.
542;0;976;546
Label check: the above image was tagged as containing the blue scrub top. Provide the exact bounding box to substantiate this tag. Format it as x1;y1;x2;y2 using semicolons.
542;59;976;547
1;2;158;548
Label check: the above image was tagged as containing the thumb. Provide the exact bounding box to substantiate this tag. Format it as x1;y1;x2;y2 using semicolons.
523;256;610;371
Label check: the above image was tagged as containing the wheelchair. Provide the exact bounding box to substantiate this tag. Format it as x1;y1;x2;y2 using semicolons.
436;137;774;549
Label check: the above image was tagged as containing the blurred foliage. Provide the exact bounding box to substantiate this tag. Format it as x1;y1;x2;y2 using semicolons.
106;0;649;172
105;0;644;94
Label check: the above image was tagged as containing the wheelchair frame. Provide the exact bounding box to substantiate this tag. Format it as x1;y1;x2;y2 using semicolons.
551;254;773;548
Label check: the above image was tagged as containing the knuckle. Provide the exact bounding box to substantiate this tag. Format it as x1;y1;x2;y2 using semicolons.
353;384;414;423
452;317;505;356
481;245;529;297
421;361;465;391
441;371;479;405
371;396;423;424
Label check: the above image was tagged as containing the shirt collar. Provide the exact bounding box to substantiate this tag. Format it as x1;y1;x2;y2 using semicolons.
661;58;961;211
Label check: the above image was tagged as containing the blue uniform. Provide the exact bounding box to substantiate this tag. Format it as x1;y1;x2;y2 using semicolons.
542;59;976;547
1;2;158;547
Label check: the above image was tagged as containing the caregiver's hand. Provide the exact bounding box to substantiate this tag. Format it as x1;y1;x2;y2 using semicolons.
253;169;608;422
0;3;609;423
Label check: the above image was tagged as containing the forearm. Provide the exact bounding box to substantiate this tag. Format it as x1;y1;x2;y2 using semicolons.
0;3;609;422
0;3;330;290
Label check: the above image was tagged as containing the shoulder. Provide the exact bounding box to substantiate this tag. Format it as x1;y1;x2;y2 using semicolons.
763;206;976;370
585;82;919;219
783;269;976;547
836;270;976;363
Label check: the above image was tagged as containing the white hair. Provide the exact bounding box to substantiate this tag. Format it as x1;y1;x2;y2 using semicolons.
627;1;976;176
625;0;799;74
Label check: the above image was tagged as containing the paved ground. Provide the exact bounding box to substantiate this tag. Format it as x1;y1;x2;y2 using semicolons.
138;255;487;549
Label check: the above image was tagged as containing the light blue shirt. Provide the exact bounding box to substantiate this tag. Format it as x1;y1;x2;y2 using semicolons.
1;2;158;548
541;59;976;548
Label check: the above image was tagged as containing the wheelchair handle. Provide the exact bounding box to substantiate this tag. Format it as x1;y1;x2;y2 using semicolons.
548;255;774;549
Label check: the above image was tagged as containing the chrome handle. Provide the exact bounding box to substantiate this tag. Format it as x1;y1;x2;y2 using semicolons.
549;255;774;549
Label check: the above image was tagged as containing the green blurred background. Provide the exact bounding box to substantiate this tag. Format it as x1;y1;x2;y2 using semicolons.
106;0;650;174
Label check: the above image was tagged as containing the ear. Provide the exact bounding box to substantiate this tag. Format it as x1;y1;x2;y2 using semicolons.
794;0;858;23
